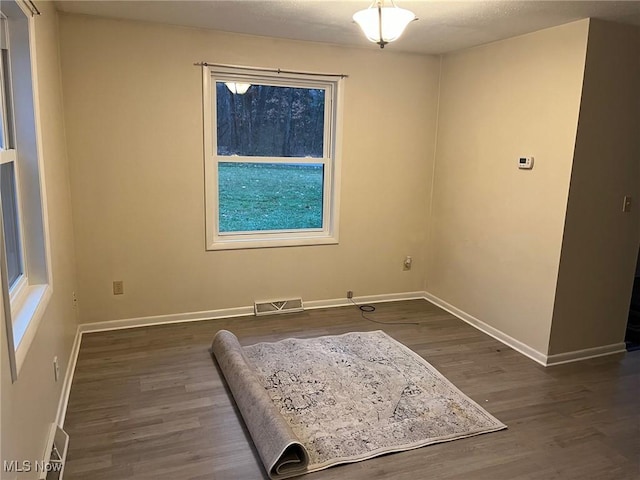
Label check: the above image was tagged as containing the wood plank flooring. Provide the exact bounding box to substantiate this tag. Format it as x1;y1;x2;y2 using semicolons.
63;300;639;479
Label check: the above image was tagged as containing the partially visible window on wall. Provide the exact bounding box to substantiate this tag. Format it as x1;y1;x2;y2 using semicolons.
1;3;51;381
0;14;25;296
203;66;343;250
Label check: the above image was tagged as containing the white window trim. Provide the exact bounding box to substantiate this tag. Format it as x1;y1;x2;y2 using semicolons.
0;14;29;299
1;0;53;382
12;284;51;367
202;65;343;251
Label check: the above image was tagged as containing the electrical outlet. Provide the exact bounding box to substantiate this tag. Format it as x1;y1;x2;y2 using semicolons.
403;256;412;271
347;290;353;299
113;280;124;295
623;195;632;212
53;356;59;382
72;291;78;308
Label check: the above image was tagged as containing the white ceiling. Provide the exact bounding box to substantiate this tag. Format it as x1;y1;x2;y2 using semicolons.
54;1;640;55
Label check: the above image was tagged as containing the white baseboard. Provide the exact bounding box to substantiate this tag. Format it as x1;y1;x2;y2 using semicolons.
78;306;255;334
423;291;549;366
545;343;626;366
56;326;82;427
78;292;428;334
423;291;628;367
306;291;427;310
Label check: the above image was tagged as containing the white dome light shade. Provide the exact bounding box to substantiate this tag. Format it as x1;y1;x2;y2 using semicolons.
225;82;251;94
353;1;416;48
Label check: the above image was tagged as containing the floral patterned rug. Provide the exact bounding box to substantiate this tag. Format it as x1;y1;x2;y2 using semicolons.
241;330;506;474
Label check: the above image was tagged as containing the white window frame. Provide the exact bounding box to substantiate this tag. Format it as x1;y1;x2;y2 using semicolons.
203;65;343;250
1;1;52;382
0;13;28;306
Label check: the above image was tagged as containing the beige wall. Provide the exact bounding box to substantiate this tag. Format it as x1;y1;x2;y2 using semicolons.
1;2;78;477
549;20;640;354
426;21;590;354
58;14;440;323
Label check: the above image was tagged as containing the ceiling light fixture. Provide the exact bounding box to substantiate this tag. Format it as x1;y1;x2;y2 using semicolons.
353;0;417;49
224;82;251;94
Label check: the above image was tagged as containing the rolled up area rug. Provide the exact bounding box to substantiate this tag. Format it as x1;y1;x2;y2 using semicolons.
211;330;309;479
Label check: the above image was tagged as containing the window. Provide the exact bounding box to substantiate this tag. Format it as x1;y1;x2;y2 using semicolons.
203;66;343;250
1;2;51;381
0;14;25;298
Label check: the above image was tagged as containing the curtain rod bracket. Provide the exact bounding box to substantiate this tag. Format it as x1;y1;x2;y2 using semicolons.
23;0;41;16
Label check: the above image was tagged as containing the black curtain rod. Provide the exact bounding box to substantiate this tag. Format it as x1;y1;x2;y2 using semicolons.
196;62;348;79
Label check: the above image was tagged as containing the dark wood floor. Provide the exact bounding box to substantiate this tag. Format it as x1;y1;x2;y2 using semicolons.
63;300;639;479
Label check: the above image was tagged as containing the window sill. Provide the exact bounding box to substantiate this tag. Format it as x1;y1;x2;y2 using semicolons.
207;234;339;251
13;284;52;373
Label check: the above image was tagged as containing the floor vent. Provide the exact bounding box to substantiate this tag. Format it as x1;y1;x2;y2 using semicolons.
254;298;304;316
